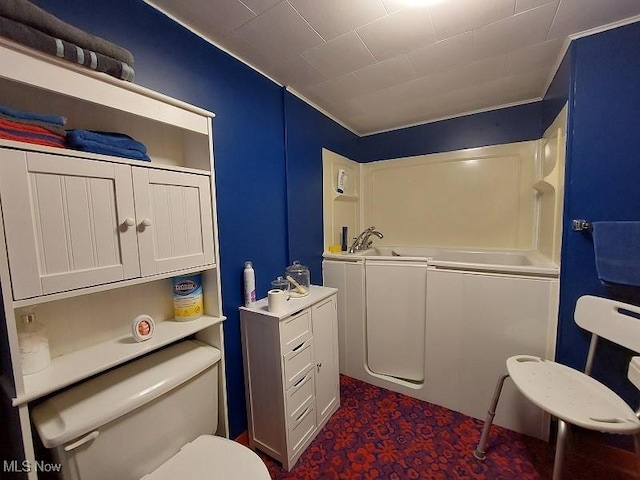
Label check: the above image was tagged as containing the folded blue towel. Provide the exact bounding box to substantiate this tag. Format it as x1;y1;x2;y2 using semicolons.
67;130;147;153
0;104;65;126
592;221;640;286
67;130;150;161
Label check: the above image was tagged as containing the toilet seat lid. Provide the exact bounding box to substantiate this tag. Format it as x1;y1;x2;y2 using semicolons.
143;435;271;480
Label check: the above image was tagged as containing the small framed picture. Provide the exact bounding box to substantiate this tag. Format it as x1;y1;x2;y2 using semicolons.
132;314;155;342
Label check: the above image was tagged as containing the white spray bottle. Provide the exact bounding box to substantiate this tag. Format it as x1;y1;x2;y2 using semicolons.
244;261;256;308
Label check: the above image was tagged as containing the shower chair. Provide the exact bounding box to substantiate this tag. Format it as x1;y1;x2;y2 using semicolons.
473;295;640;480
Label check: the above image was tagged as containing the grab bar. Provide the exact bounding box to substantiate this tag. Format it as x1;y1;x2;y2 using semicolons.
572;219;592;231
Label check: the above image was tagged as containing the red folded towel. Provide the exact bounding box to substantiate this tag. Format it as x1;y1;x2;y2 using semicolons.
0;117;66;148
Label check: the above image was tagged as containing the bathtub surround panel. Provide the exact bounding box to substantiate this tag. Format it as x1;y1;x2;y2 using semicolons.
362;142;538;250
536;105;567;265
322;149;360;251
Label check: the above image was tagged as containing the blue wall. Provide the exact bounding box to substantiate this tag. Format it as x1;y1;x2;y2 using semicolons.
551;22;640;407
357;102;543;162
284;92;359;277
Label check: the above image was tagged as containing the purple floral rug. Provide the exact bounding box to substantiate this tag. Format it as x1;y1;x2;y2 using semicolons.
256;375;635;479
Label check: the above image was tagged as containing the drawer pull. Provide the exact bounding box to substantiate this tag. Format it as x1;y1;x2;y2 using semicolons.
287;310;304;320
296;407;310;422
293;374;307;387
292;341;305;352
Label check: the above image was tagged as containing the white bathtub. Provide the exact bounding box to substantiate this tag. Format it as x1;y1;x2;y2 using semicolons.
326;246;558;276
322;246;559;440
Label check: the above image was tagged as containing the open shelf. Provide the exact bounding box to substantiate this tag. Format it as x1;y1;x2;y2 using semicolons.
16;314;225;405
0;39;213;133
0;139;211;175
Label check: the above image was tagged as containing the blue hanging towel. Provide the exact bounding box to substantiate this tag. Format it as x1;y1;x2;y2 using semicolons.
592;221;640;287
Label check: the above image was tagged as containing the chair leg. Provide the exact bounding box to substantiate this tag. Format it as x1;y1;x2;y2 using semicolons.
473;373;510;460
552;419;569;480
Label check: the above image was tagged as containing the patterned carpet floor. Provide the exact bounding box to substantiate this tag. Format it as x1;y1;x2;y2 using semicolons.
256;375;637;479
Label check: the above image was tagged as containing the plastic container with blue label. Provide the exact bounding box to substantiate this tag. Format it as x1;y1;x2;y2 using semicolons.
172;274;203;321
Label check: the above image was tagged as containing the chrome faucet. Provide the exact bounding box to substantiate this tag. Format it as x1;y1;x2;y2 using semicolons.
348;226;384;253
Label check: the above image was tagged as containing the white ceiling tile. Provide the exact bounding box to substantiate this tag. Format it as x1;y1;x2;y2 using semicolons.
148;0;256;39
515;0;558;14
303;32;377;78
357;6;437;61
408;32;474;77
289;0;388;41
234;1;324;63
477;69;549;103
504;38;563;76
304;74;365;109
353;55;417;94
270;55;326;88
221;31;273;70
151;0;640;134
473;2;558;59
381;0;410;14
429;0;516;40
241;0;282;15
424;55;506;95
548;0;640;39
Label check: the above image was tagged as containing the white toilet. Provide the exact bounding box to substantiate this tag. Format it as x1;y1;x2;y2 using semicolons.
31;341;271;480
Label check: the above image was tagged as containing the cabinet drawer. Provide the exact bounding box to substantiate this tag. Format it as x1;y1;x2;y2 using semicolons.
286;369;315;423
283;339;313;390
280;310;312;354
288;405;316;456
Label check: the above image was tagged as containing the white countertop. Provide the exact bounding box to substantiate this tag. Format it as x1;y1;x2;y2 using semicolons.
239;285;337;319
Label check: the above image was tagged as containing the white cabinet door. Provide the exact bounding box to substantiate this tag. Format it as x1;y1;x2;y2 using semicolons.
366;261;428;382
132;167;215;276
312;295;339;427
0;150;139;299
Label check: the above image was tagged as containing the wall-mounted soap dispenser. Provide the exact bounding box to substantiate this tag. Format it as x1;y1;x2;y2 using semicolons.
337;169;347;194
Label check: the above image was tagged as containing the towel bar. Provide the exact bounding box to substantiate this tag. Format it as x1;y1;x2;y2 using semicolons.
572;219;592;231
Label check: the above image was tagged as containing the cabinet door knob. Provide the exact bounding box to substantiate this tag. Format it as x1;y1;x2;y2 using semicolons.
317;362;322;372
141;218;152;227
122;218;135;227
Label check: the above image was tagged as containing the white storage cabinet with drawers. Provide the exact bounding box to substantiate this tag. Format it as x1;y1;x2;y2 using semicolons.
240;286;340;470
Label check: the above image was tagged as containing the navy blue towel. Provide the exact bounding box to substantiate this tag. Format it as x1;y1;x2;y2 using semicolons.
0;104;65;126
592;221;640;287
67;129;150;161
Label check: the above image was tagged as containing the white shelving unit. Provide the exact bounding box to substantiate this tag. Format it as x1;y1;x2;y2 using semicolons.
0;38;227;480
19;315;224;405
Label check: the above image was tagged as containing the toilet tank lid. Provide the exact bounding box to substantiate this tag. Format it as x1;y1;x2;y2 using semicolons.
31;340;221;448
